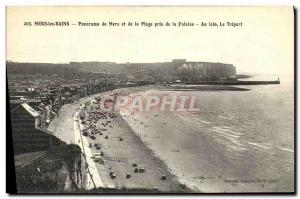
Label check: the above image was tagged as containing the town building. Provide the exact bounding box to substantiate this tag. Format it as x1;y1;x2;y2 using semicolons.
10;103;61;154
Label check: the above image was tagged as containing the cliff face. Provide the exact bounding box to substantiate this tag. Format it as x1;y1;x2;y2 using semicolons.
177;62;236;82
15;144;87;193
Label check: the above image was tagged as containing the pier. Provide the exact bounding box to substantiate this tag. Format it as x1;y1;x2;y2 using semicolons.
187;80;280;85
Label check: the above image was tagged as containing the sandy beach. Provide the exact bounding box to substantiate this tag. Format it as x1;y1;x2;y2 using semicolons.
48;90;188;192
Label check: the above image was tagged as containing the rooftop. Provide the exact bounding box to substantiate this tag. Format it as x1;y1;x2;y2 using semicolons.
21;103;40;117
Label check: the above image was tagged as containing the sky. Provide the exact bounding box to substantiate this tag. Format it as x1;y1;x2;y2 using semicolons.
6;6;294;75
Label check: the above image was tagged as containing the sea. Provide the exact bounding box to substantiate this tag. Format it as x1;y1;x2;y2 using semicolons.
120;74;294;192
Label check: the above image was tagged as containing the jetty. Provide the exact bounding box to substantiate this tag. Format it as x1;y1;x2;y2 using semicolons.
186;79;280;85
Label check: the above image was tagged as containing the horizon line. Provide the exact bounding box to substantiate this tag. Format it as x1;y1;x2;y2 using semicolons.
6;59;234;65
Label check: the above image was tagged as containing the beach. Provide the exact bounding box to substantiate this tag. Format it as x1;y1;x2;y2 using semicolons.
48;90;188;192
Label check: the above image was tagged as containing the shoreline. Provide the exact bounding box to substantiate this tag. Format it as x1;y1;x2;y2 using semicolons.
76;91;191;192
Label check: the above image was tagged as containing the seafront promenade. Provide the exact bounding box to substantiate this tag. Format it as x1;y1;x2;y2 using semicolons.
73;111;105;189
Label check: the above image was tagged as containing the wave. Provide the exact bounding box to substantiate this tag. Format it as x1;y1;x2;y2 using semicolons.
218;115;234;120
212;126;243;136
247;142;272;150
278;147;294;153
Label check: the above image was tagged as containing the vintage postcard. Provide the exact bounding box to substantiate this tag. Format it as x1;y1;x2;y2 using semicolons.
6;6;294;194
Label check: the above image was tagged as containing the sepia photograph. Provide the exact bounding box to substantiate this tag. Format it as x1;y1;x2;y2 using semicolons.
6;6;294;194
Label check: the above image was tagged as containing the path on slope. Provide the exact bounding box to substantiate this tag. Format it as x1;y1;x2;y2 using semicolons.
48;97;104;190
